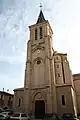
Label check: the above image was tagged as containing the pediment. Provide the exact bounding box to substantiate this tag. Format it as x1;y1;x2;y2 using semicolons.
32;44;45;53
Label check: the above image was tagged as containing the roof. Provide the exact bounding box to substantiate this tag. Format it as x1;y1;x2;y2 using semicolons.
73;73;80;81
0;91;14;96
14;87;29;91
73;73;80;77
53;51;67;56
37;10;46;24
14;87;24;91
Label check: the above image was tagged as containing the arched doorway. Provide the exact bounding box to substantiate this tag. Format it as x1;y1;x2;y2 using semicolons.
33;92;45;118
35;100;45;118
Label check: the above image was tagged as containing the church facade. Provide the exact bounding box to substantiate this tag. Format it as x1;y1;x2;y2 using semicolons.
13;10;79;117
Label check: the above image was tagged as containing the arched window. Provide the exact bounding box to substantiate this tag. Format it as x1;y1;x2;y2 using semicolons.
57;64;59;68
58;73;60;77
35;28;37;40
56;56;58;60
40;27;43;39
1;95;3;100
62;95;65;105
8;96;11;101
18;98;21;107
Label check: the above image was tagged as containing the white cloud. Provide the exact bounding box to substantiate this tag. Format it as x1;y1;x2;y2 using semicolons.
0;53;26;65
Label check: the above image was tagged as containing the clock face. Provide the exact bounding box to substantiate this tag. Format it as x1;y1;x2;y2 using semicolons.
37;49;40;53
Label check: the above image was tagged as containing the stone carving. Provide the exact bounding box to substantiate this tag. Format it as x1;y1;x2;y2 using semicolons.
35;92;43;100
32;44;45;53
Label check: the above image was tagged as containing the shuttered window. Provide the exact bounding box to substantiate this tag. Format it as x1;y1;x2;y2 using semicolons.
35;28;37;40
40;27;43;39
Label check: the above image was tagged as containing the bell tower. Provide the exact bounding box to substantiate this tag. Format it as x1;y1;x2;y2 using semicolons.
24;9;57;116
26;9;54;88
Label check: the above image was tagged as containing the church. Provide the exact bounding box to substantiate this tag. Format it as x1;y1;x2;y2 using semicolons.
13;9;80;117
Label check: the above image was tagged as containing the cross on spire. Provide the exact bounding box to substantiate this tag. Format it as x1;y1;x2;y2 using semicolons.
40;3;43;11
36;3;46;24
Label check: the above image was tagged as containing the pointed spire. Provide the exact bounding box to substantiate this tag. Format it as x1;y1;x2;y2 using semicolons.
36;4;46;24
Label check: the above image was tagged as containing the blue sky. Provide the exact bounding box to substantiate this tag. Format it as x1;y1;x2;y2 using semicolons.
0;0;80;93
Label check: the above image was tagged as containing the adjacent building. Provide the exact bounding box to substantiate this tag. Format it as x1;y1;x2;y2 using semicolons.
13;10;80;117
73;74;80;113
0;91;13;109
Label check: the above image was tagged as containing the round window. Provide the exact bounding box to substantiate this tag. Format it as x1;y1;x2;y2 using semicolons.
37;60;41;64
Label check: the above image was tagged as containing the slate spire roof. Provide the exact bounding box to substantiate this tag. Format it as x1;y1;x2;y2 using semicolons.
37;10;46;24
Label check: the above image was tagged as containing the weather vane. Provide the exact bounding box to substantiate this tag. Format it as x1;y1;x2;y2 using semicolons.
40;3;43;11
